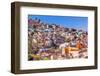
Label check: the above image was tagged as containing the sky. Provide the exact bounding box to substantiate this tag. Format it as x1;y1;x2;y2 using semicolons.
28;15;88;31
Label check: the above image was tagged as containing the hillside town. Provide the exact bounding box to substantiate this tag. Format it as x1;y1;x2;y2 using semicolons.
28;18;88;60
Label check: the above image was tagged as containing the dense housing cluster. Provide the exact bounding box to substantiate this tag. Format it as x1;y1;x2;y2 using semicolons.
28;18;88;60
